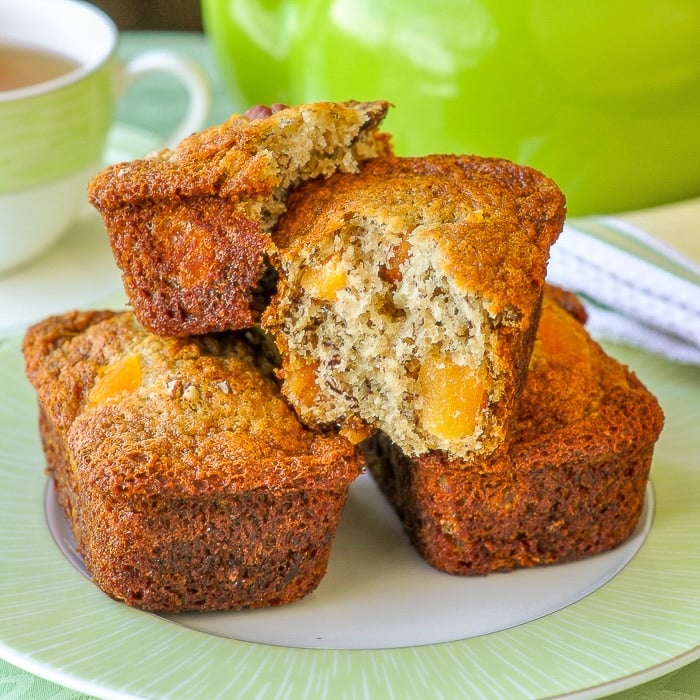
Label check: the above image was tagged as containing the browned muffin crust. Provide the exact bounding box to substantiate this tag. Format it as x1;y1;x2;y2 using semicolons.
88;101;392;337
361;292;665;575
23;310;362;612
263;154;566;459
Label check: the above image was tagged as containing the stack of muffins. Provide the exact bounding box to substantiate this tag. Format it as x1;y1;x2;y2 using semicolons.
22;102;664;613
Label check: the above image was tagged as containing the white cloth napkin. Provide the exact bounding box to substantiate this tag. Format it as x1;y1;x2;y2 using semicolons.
546;216;700;365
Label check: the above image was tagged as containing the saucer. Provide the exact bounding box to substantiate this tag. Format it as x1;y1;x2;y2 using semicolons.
0;124;159;337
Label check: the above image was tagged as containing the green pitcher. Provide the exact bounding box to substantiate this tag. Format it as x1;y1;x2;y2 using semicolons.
201;0;700;216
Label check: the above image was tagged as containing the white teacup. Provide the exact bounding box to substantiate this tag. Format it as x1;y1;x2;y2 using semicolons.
0;0;211;274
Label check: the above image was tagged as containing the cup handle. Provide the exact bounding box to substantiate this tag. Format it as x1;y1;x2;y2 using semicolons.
119;49;212;148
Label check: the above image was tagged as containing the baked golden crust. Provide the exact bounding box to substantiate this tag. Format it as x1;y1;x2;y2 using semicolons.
88;101;392;337
361;291;665;575
263;155;566;459
23;310;362;612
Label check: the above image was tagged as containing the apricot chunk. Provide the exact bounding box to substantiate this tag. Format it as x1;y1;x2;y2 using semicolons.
301;258;347;302
89;354;142;405
283;358;320;410
418;355;486;441
538;302;588;364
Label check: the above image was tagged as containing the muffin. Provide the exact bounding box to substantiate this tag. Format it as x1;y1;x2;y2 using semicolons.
88;101;392;337
361;291;665;575
263;154;566;459
23;310;362;612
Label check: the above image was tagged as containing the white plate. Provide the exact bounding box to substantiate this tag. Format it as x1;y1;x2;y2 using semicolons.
0;124;158;336
46;471;653;649
1;338;699;699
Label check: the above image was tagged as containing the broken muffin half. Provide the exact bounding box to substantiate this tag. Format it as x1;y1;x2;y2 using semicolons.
88;101;392;337
263;155;566;460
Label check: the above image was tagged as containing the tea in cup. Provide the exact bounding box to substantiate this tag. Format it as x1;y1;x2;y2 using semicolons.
0;0;211;274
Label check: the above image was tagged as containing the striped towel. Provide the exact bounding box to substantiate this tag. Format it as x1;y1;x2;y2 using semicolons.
546;216;700;365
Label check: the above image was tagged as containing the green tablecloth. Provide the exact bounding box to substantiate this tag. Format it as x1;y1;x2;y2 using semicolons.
1;30;698;700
